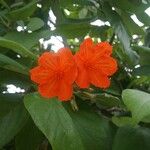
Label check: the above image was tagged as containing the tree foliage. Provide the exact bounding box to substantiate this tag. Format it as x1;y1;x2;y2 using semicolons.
0;0;150;150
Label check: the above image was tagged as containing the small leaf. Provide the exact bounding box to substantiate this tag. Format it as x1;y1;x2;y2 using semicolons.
27;17;44;32
94;93;121;109
112;116;133;127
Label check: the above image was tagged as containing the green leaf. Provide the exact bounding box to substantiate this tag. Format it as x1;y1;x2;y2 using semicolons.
94;93;121;109
0;69;31;88
0;94;21;117
15;118;44;150
111;0;149;13
122;89;150;124
0;104;29;148
133;65;150;76
112;126;150;150
7;0;37;21
24;93;85;150
132;46;150;65
27;17;45;32
0;37;37;60
63;101;114;150
0;54;29;75
120;11;144;35
89;25;110;40
55;23;91;38
136;12;150;26
102;3;139;66
24;93;113;150
144;29;150;47
4;30;52;49
112;117;134;127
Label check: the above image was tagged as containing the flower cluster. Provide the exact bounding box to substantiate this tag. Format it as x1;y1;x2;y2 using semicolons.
30;38;117;101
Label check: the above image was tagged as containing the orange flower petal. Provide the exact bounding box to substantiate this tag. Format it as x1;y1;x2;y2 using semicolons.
89;70;110;88
58;81;73;101
30;66;53;84
94;57;118;76
74;53;90;88
100;57;117;76
75;66;89;88
38;52;58;70
38;79;59;99
79;38;93;59
94;42;112;56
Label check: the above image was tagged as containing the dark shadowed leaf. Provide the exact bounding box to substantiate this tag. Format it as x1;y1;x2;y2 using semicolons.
112;126;150;150
7;0;37;21
0;104;29;148
15;118;44;150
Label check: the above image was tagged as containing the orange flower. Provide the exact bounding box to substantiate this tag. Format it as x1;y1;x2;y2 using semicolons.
74;38;117;89
30;48;77;101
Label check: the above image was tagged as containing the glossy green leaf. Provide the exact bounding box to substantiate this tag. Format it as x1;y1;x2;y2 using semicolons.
111;0;148;13
120;11;144;35
0;37;37;59
102;3;139;66
63;101;114;150
24;93;85;150
136;12;150;26
7;0;37;21
24;93;113;150
0;104;29;148
112;126;150;150
55;23;91;38
4;30;52;49
122;89;150;124
27;17;44;32
0;54;29;75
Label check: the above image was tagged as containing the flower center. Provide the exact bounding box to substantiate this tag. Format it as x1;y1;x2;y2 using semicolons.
84;61;94;70
55;71;64;80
